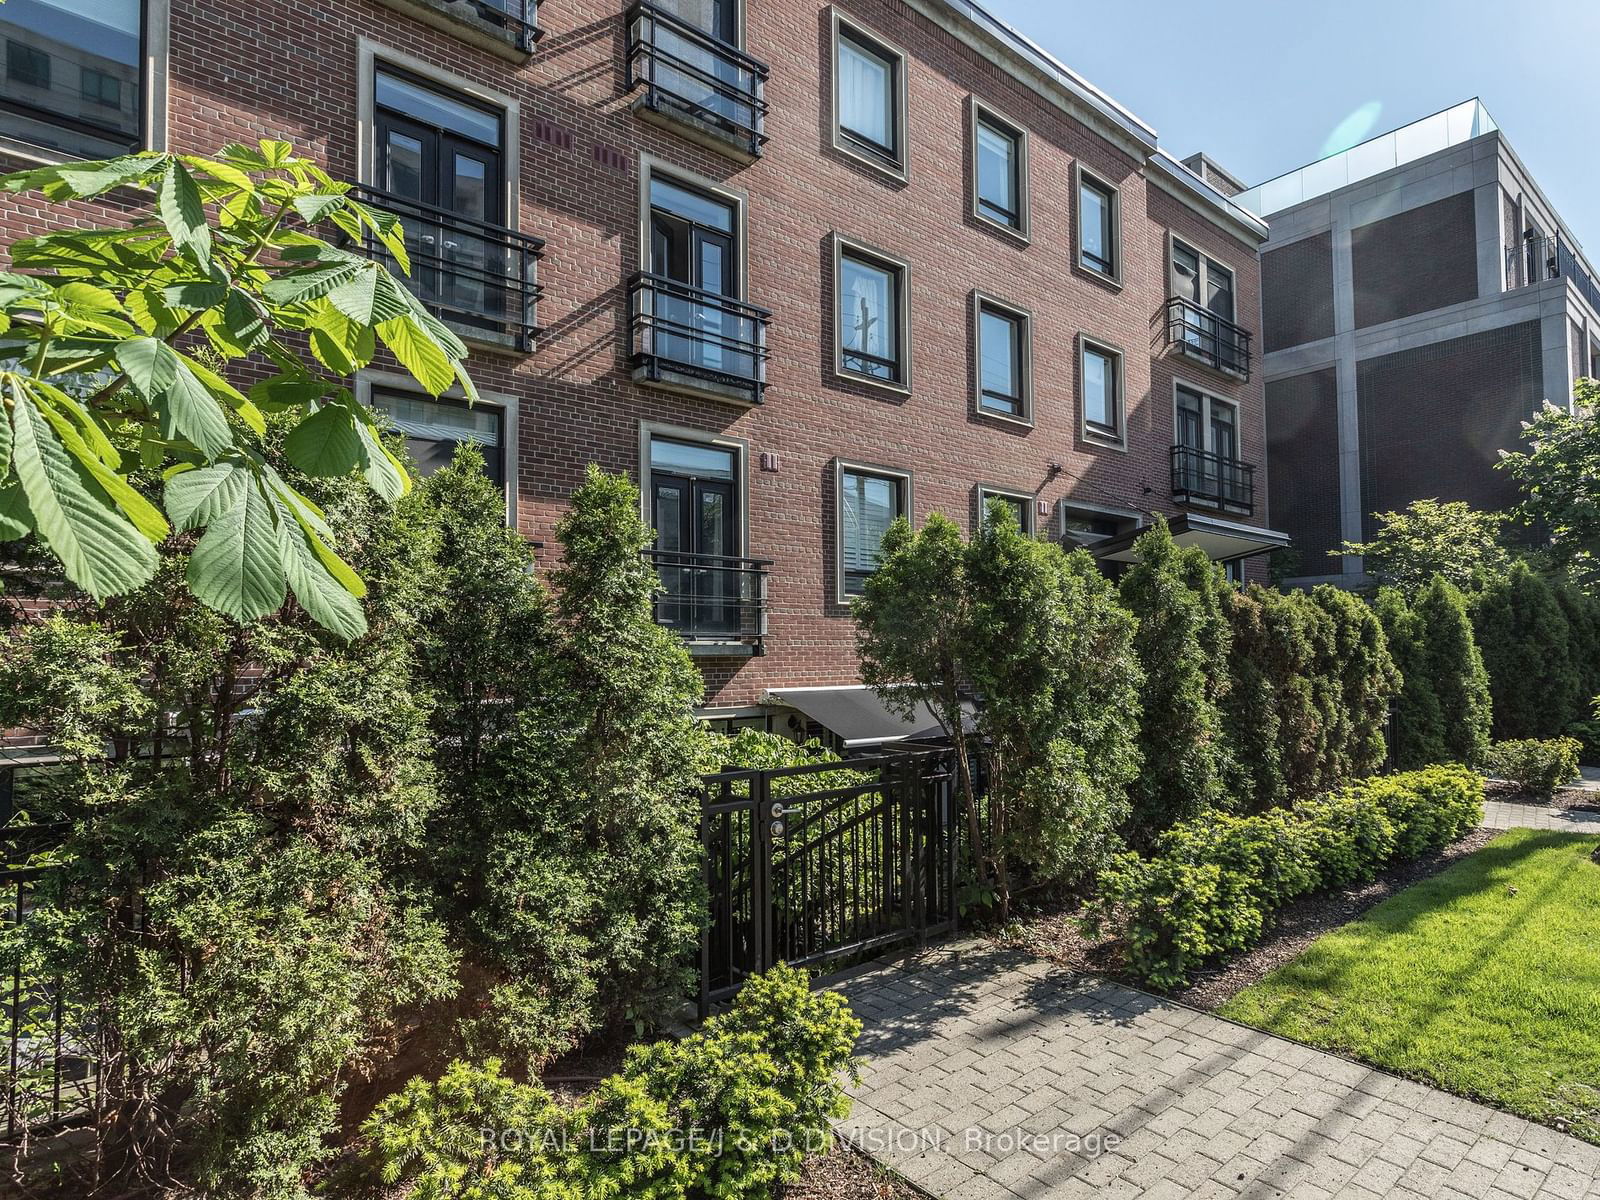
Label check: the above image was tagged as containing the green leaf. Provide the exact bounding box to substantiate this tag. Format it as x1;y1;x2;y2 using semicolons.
293;192;348;224
326;265;410;326
257;139;294;167
164;461;245;530
247;375;336;412
157;159;211;266
307;303;375;374
0;388;10;478
179;353;266;437
377;316;455;395
276;514;367;640
355;420;408;501
261;261;364;306
222;290;270;351
0;478;31;540
46;156;155;198
161;280;227;309
119;336;180;398
158;358;234;461
29;388;168;542
277;485;366;597
179;154;255;193
187;467;286;623
283;403;363;478
9;395;157;600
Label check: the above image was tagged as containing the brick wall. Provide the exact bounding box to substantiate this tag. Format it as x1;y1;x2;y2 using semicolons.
0;0;1269;709
1261;231;1334;352
1265;368;1340;570
1350;191;1478;329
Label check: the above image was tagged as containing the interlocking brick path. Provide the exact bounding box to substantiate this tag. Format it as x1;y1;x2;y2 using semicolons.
1482;800;1600;831
832;942;1600;1199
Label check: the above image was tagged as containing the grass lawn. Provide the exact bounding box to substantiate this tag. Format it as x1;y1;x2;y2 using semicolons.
1220;828;1600;1142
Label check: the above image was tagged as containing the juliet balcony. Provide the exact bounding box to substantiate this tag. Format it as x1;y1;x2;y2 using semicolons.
625;1;769;161
1161;296;1253;382
644;550;771;656
629;272;770;405
347;184;543;353
1171;445;1255;517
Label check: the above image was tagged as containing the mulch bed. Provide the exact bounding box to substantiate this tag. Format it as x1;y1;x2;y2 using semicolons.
986;827;1508;1010
781;1142;925;1200
1486;779;1600;812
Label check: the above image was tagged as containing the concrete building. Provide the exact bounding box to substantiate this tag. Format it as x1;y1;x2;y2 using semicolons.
1238;99;1600;588
0;0;1281;745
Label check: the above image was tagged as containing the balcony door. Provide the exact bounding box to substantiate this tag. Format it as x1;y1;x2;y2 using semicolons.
648;176;750;380
648;0;749;132
649;437;741;637
374;69;505;329
1172;240;1240;365
1177;384;1241;505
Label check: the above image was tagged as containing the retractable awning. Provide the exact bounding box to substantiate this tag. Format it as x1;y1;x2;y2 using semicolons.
1091;512;1291;564
764;685;971;748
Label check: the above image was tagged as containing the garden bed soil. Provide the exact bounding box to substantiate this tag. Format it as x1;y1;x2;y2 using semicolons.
781;1142;925;1200
987;828;1505;1009
1487;779;1600;812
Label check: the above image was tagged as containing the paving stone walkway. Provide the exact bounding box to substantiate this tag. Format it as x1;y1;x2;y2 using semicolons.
832;942;1600;1200
1483;799;1600;831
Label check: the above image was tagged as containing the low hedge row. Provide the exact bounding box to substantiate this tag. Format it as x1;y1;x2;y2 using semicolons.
1483;736;1582;799
361;963;860;1200
1091;765;1483;990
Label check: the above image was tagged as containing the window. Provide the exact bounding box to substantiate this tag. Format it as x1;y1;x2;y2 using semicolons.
831;15;906;177
971;101;1026;236
644;430;749;640
974;295;1030;421
1060;505;1136;548
837;462;909;600
370;389;505;488
978;487;1033;535
1175;383;1239;461
1079;338;1122;443
2;0;144;159
373;67;507;333
834;237;909;389
1169;237;1247;373
1171;238;1235;323
1077;168;1118;280
641;168;760;389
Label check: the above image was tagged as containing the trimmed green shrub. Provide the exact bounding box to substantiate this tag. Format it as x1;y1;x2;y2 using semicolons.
1093;766;1483;990
1473;561;1580;740
1310;585;1401;784
1483;737;1583;799
363;964;861;1200
1119;518;1232;844
1377;577;1492;770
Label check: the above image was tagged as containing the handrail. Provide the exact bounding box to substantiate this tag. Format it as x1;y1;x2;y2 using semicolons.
625;1;769;157
1162;296;1253;380
347;184;544;253
642;549;770;653
1170;444;1255;514
1510;233;1600;315
462;0;542;52
629;272;770;401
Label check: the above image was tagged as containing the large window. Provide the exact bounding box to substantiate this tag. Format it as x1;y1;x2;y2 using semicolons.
370;389;506;488
832;16;905;177
975;295;1030;422
971;101;1026;236
645;431;749;640
1172;238;1235;324
1080;337;1123;444
1;0;143;158
1077;169;1119;281
835;237;909;389
1176;383;1239;467
837;463;908;600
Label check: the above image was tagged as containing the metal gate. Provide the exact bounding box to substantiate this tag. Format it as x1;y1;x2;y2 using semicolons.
697;748;959;1016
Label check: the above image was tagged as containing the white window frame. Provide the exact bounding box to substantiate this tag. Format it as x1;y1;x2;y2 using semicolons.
972;291;1033;427
637;420;751;560
832;233;912;395
0;0;170;164
1078;334;1125;449
829;8;909;183
968;97;1029;242
354;369;518;526
1074;162;1121;286
976;484;1035;535
834;458;912;605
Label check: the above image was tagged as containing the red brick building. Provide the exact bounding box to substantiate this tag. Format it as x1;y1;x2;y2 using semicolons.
0;0;1282;743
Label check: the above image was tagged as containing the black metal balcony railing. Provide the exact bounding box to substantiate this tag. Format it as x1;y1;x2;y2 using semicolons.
463;0;542;53
1509;233;1600;315
644;549;771;654
1171;444;1255;515
1162;297;1253;380
630;272;770;402
348;184;543;352
625;1;769;157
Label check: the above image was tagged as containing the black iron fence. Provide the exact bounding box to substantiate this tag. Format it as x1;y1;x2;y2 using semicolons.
629;272;770;402
1171;444;1255;515
697;750;959;1017
1162;296;1253;380
625;2;769;158
346;184;544;352
644;549;770;654
1509;233;1600;315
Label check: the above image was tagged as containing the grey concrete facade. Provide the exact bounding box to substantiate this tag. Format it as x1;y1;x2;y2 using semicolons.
1254;119;1600;589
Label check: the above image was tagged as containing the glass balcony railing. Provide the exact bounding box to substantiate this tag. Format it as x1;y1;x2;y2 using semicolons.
1171;445;1255;516
347;184;543;352
1162;297;1252;380
644;550;770;654
629;272;770;403
625;1;769;158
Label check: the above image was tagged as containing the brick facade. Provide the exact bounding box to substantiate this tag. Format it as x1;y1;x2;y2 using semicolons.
0;0;1271;717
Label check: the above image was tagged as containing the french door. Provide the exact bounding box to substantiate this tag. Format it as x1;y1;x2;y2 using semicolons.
649;176;748;379
653;459;740;637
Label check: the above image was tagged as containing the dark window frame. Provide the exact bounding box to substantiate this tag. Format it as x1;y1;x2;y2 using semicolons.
834;235;911;391
1076;165;1120;282
970;98;1028;238
0;0;148;156
830;13;908;180
835;458;911;603
973;292;1032;424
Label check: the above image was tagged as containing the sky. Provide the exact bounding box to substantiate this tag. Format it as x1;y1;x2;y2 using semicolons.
979;0;1600;245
